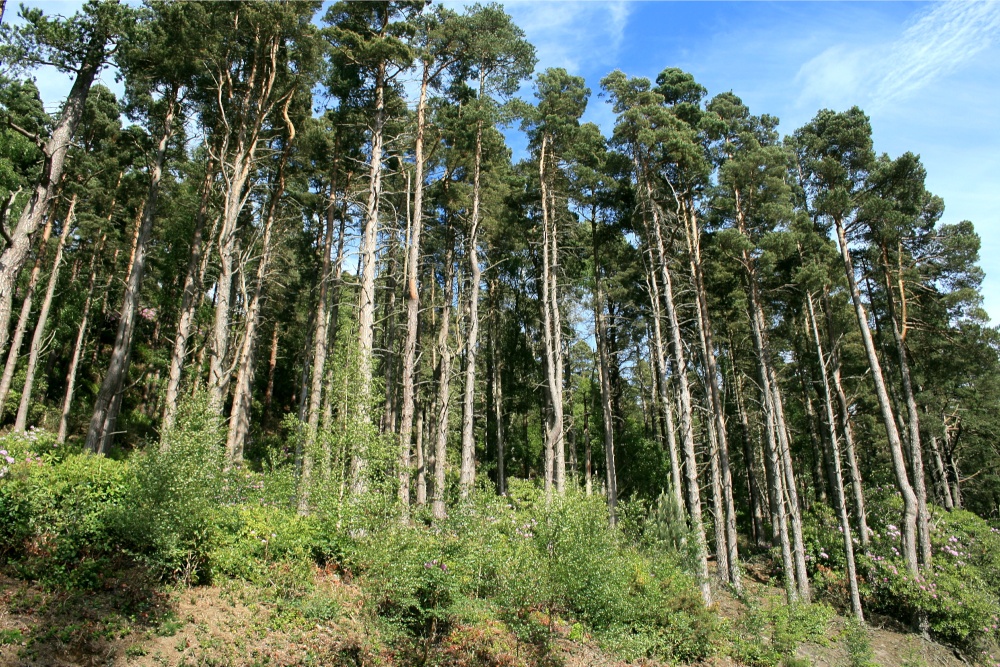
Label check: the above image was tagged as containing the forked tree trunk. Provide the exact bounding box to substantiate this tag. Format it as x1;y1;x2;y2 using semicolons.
398;68;431;511
226;110;294;463
14;193;77;430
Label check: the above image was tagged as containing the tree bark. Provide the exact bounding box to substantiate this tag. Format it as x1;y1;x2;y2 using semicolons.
0;214;54;416
806;290;863;619
432;227;456;520
833;216;919;575
58;235;103;442
0;29;107;357
13;193;77;430
162;159;217;433
86;93;177;452
226;108;294;463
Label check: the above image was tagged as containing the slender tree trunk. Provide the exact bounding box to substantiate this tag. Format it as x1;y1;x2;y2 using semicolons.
432;229;455;520
682;201;740;590
399;70;429;505
352;63;387;494
489;280;506;495
162;159;217;432
822;289;870;547
806;290;863;619
732;360;767;548
13;193;77;430
929;434;952;510
459;116;485;498
592;219;617;524
263;324;279;421
880;245;931;565
415;404;427;505
640;163;710;604
0;214;54;416
86;94;177;452
227;111;293;463
833;216;918;574
58;235;103;442
0;31;106;356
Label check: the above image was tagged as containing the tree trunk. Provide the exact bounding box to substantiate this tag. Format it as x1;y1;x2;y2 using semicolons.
682;200;740;590
880;245;931;565
13;193;77;430
226;110;293;464
833;216;919;575
352;62;387;494
538;134;565;500
644;242;684;511
0;30;106;356
640;163;711;604
459;116;485;498
399;68;429;506
415;404;427;505
592;218;617;525
58;235;103;442
822;289;870;547
86;93;177;452
806;290;863;619
432;228;456;520
162;159;217;433
0;214;54;416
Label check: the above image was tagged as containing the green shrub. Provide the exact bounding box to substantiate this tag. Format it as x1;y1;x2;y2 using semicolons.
0;431;127;588
729;599;833;667
843;617;877;667
110;393;225;582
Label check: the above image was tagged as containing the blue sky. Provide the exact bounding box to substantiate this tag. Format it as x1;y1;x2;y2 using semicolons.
10;1;1000;321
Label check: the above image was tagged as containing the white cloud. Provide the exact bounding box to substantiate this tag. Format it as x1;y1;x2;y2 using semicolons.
502;1;633;74
795;1;1000;111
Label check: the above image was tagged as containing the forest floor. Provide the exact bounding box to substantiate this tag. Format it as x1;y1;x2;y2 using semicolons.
0;565;974;667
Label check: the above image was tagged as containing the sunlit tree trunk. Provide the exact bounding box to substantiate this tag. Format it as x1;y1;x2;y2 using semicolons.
833;215;919;574
87;93;177;452
14;193;77;430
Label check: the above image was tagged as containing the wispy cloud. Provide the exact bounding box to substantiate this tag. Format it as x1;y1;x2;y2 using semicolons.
502;1;633;74
795;1;1000;111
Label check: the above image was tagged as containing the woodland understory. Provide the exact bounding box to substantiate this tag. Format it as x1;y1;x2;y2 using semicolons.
1;2;1000;666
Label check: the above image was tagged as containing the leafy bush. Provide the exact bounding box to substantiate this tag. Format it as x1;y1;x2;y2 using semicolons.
110;393;226;582
729;599;833;667
0;430;127;588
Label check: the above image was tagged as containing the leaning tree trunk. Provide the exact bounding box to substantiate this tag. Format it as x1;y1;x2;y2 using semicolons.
0;29;106;357
880;244;931;565
13;193;77;430
822;288;870;547
0;213;54;416
86;93;177;453
833;215;919;575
